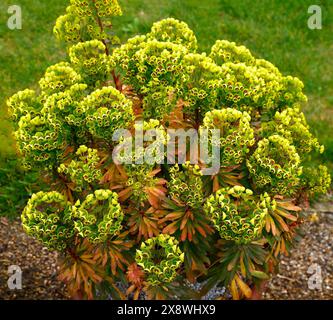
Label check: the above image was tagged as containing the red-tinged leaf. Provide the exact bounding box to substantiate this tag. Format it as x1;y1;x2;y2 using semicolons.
269;215;278;236
276;209;298;221
146;187;165;199
110;255;117;275
110;184;124;190
280;237;286;255
145;221;154;238
272;213;290;232
163;221;178;235
102;252;108;266
180;217;188;230
100;171;112;184
188;211;195;221
126;284;136;295
265;218;271;233
133;290;140;300
196;225;207;237
163;211;184;221
188;228;193;241
274;240;281;258
118;187;132;201
116;165;128;179
80;254;96;264
72;262;77;278
156;179;168;186
147;193;160;208
213;176;220;192
181;227;188;241
278;202;302;212
149;168;161;177
63;146;75;157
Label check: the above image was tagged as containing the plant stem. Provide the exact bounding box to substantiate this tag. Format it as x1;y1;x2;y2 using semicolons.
91;0;122;90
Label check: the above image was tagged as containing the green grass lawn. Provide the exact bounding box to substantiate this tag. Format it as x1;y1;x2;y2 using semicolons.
0;0;332;168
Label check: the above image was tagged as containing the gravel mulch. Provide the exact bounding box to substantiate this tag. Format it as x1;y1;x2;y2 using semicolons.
0;217;68;300
264;208;333;300
0;205;332;300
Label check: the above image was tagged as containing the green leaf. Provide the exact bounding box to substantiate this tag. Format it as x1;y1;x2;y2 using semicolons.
251;270;269;280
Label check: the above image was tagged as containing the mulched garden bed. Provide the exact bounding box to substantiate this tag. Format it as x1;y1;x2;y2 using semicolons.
0;206;332;300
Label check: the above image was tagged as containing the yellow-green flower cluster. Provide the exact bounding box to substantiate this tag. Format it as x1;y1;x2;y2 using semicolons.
259;191;277;213
147;18;198;52
210;40;255;65
53;6;83;43
116;120;168;204
7;89;42;122
115;119;168;166
81;86;134;140
181;53;223;116
113;39;188;119
200;108;255;166
208;40;307;117
301;165;331;196
15;113;68;169
70;0;122;18
69;40;113;82
21;191;74;251
39;62;82;96
260;106;324;155
135;234;184;285
142;85;179;119
70;189;124;243
204;186;268;244
43;83;88;126
247;135;302;196
168;162;203;209
54;1;122;44
124;165;160;204
58;145;102;192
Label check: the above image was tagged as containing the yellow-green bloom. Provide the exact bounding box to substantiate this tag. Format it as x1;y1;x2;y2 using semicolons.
168;162;204;209
247;135;302;196
147;18;198;52
70;189;124;243
21;191;74;251
200;108;255;166
260;106;324;155
69;40;113;82
135;234;184;285
39;62;82;95
301;165;331;196
204;186;268;244
14;112;68;169
81;86;134;140
7;89;42;122
58;145;102;192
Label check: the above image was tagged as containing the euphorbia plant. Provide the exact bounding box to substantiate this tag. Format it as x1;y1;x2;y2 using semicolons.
8;0;331;300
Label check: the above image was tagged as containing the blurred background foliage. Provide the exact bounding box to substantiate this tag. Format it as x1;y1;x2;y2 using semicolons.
0;0;332;217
